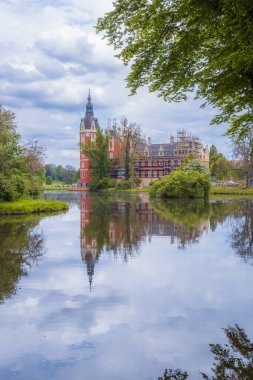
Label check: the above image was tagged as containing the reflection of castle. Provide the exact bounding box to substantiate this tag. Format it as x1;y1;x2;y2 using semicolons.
80;194;209;290
80;193;98;291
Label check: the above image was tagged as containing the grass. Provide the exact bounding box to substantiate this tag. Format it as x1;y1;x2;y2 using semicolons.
0;199;69;216
210;186;253;195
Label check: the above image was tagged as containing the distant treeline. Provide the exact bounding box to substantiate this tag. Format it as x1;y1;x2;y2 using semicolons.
45;164;79;185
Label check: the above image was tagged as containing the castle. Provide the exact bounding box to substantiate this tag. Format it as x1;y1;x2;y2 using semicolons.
79;92;209;188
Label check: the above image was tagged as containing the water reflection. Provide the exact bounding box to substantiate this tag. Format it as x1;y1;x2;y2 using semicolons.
1;192;253;380
158;324;253;379
0;216;45;302
80;195;253;289
80;194;211;289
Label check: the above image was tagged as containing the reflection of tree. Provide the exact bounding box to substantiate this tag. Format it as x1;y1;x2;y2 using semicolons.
209;200;253;263
0;216;45;302
202;325;253;380
209;201;243;232
230;201;253;263
80;196;213;288
158;325;253;380
151;199;210;248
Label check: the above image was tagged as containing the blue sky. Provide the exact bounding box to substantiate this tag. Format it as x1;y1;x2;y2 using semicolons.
0;0;229;167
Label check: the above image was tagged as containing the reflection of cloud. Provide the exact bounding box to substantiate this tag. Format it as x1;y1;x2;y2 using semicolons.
1;197;253;379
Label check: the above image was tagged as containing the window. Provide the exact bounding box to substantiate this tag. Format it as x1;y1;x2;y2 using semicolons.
141;161;145;167
148;171;151;177
82;162;85;168
159;161;163;166
153;161;157;166
91;134;96;141
141;171;145;177
81;134;84;141
159;171;163;176
148;160;151;166
82;171;85;178
153;170;157;177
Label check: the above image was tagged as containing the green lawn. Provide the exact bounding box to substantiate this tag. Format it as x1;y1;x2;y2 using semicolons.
0;199;69;215
210;186;253;195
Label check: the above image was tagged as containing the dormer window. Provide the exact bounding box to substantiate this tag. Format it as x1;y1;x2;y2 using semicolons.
144;147;149;157
159;145;164;156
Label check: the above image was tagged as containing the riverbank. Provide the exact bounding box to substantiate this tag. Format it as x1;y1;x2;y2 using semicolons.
0;199;69;216
210;186;253;195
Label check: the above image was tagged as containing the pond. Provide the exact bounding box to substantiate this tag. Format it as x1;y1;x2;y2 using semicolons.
0;192;253;379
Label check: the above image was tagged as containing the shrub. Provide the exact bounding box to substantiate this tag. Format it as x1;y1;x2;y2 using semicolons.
46;176;52;185
115;178;141;190
90;177;115;191
149;170;210;199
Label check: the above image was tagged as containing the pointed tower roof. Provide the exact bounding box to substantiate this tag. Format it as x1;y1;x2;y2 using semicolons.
80;90;99;131
85;89;94;117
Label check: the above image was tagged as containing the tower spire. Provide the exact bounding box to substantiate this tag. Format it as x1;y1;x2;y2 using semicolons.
86;90;94;117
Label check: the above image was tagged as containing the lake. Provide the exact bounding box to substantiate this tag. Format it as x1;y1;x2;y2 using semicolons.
0;192;253;379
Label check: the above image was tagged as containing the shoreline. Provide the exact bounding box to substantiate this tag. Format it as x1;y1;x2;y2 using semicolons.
0;199;69;216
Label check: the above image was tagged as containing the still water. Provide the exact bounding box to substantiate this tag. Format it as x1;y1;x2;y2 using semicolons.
0;192;253;379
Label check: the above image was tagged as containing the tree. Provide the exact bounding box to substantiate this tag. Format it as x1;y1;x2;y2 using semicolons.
45;164;57;180
24;139;46;195
231;132;253;185
209;145;218;158
61;165;77;185
117;118;142;180
0;106;45;201
46;176;52;185
82;127;112;190
183;159;209;174
97;1;253;139
212;156;233;180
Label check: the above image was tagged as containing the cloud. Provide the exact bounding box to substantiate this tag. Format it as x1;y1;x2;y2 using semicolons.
0;0;230;166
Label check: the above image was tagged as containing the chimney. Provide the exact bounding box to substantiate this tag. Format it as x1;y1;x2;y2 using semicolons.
170;136;174;143
147;137;152;146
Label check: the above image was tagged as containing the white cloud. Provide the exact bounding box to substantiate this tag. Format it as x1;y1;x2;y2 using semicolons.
0;0;230;167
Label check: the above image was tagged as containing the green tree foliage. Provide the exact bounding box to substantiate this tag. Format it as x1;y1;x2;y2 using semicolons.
0;107;45;201
97;1;253;139
45;164;78;184
211;155;233;180
149;171;211;199
82;127;112;190
46;176;52;185
183;159;209;174
209;145;218;160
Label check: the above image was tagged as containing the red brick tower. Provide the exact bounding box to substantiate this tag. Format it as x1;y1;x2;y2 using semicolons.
79;91;99;189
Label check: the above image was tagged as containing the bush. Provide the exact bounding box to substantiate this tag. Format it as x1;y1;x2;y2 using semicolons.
90;177;115;191
115;178;141;190
46;176;53;185
149;170;210;199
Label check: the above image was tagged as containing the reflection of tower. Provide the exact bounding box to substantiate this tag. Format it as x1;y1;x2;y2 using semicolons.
79;91;99;189
80;193;98;291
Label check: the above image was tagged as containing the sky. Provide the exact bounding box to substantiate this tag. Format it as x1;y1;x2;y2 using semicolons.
0;0;230;168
